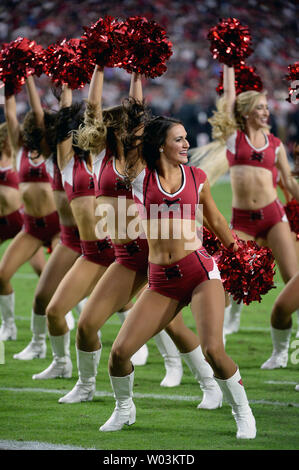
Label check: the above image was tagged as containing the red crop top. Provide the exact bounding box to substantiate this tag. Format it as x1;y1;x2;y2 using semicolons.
15;147;49;183
226;130;281;172
93;148;133;199
132;164;207;220
0;166;20;189
61;154;95;202
45;158;64;191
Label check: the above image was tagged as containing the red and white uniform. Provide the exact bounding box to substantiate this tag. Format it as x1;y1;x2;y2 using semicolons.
93;148;132;199
132;164;221;304
45;157;64;192
0;165;20;189
226;130;281;171
226;130;287;239
15;148;60;245
61;154;95;202
16;147;50;183
93;148;147;273
0;165;23;241
45;157;81;254
62;153;114;266
132;164;206;221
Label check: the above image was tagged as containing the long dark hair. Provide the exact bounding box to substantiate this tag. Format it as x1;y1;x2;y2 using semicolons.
22;110;57;156
56;102;89;161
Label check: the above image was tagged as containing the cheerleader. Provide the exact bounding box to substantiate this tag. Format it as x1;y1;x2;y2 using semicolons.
0;121;45;275
0;76;60;341
31;84;137;380
59;67;222;408
98;115;256;439
13;148;81;360
209;65;299;367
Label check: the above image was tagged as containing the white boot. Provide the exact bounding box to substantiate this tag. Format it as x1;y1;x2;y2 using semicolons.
65;311;75;331
261;326;292;369
296;311;299;339
0;292;17;341
59;348;101;403
214;368;256;439
100;370;136;432
223;300;243;335
32;331;72;379
13;311;47;360
117;310;148;366
74;297;88;316
154;330;183;387
181;345;223;409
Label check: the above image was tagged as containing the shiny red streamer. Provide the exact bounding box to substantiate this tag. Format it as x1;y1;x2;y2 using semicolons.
207;18;253;66
0;37;45;96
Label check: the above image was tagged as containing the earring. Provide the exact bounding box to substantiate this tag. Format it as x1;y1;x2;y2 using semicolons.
159;148;163;153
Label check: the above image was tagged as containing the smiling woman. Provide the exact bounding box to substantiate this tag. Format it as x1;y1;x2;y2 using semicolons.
209;64;299;368
100;115;257;439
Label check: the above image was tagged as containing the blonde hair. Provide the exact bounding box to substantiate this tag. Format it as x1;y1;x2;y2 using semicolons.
75;98;149;156
209;91;270;143
75;102;107;154
0;122;8;153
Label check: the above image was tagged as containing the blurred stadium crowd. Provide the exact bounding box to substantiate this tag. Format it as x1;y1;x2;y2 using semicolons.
0;0;298;153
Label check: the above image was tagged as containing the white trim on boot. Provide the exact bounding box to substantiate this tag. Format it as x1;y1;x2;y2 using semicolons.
32;331;72;380
153;330;183;387
181;345;222;409
223;300;243;335
13;311;47;360
59;348;101;403
260;326;292;369
100;370;136;432
117;310;148;366
0;292;17;341
214;368;256;439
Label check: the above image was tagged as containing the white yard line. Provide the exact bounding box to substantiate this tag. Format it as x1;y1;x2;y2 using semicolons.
1;386;299;407
0;439;96;450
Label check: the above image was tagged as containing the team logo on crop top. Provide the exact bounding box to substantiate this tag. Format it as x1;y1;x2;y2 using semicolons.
29;167;43;178
115;177;129;192
250;151;264;163
88;176;94;190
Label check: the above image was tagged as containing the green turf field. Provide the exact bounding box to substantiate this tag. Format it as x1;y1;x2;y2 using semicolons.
0;181;298;451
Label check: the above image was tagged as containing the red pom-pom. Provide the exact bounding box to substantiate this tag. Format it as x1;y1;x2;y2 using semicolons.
201;226;221;256
216;63;263;95
207;18;253;67
118;16;173;78
43;38;93;89
0;37;45;97
285;62;299;103
284;198;299;235
80;16;125;68
215;238;276;305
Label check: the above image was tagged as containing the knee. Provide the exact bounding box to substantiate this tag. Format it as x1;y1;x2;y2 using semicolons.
110;342;130;366
0;268;9;290
201;341;224;367
33;292;49;315
77;317;96;342
46;302;61;324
